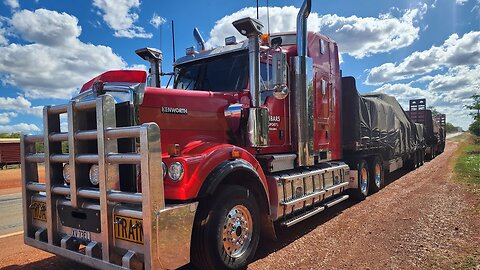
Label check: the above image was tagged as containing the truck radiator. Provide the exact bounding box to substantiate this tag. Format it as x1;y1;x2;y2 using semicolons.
21;95;196;270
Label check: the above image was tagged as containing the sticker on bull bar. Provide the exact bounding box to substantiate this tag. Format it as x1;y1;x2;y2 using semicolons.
31;201;46;221
114;215;144;244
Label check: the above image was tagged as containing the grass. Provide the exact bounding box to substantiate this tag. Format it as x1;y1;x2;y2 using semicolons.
454;133;480;194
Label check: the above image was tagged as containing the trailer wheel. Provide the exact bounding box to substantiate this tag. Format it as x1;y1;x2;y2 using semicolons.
351;159;369;200
191;185;260;270
369;157;384;193
414;151;419;169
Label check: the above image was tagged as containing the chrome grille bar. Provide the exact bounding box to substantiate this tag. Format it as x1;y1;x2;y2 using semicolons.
96;94;120;263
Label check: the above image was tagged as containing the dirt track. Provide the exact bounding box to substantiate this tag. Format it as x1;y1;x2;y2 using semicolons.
0;141;479;269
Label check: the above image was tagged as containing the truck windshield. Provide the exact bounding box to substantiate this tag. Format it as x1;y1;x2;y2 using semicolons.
174;51;249;92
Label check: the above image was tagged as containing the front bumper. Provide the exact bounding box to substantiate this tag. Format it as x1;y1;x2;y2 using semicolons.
21;95;197;269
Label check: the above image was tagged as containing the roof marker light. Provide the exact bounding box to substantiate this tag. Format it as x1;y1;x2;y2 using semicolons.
186;46;197;55
225;36;237;45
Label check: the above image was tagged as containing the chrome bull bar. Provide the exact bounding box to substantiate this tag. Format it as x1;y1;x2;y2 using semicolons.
21;95;197;270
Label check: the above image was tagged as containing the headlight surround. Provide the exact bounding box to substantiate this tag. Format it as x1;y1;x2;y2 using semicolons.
63;164;71;184
168;162;184;182
162;162;167;178
89;165;100;186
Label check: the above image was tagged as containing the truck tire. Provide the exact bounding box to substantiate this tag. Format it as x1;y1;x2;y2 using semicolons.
369;156;384;193
350;159;369;201
191;185;260;270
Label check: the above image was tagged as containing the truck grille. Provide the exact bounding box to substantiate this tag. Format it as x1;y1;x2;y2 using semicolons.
21;95;166;269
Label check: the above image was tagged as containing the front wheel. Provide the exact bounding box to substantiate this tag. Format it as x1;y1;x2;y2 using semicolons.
191;185;260;270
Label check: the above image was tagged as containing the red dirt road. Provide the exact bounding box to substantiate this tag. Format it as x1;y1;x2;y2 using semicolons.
0;141;479;269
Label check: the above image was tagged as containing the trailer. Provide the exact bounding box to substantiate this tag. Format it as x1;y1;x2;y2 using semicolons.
406;99;444;159
0;138;21;169
20;1;435;269
341;77;425;195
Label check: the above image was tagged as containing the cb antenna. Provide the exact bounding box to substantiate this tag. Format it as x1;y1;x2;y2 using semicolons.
171;20;176;63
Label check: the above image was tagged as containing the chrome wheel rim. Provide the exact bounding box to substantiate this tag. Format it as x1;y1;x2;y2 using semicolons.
374;163;382;188
360;167;368;194
222;205;253;258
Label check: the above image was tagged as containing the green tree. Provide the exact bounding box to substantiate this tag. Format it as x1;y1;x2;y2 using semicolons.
427;106;439;117
445;122;457;133
465;94;480;120
469;119;480;136
0;132;21;138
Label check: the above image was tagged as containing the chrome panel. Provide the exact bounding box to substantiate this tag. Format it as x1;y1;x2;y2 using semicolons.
269;162;350;220
247;107;270;147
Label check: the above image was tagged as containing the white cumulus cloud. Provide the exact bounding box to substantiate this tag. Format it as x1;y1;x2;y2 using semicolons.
0;112;17;124
11;9;81;46
366;31;480;85
205;5;426;59
373;64;480;129
0;19;8;45
0;9;127;99
150;13;166;29
3;0;19;9
93;0;152;38
0;123;40;133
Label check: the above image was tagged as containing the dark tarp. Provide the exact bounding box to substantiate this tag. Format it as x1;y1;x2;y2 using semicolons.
341;76;422;158
405;110;440;146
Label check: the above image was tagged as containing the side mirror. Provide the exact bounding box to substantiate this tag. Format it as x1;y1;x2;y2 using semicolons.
272;51;289;99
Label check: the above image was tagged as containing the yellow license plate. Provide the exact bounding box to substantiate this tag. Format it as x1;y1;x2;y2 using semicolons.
114;215;143;244
31;201;46;221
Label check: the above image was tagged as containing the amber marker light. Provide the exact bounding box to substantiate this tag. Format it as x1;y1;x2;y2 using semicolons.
168;143;181;157
260;34;270;45
231;149;241;158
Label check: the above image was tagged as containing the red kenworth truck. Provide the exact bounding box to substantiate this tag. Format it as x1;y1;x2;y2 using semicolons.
21;1;437;269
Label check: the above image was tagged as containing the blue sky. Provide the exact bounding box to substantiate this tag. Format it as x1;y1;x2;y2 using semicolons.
0;0;478;133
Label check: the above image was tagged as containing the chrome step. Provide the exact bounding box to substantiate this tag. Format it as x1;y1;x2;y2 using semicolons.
281;194;350;227
281;206;325;227
324;194;349;208
280;189;326;207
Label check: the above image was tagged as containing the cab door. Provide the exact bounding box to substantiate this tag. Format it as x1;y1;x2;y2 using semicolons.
314;38;331;151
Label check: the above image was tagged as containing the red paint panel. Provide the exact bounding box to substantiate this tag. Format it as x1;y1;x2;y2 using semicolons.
80;70;147;92
162;143;268;201
0;142;21;163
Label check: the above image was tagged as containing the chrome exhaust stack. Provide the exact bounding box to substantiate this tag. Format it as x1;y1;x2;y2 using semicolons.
233;17;269;147
293;0;314;166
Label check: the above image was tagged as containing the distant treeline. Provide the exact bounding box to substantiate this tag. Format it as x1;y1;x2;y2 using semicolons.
0;132;21;138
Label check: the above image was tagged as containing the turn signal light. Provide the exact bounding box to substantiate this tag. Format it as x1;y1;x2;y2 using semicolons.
168;143;181;157
231;149;240;158
261;34;270;45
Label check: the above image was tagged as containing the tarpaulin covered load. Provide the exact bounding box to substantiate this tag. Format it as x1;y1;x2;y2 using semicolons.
406;109;440;146
341;76;421;158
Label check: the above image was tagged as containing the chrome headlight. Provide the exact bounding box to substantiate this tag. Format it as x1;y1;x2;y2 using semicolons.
162;162;167;178
168;162;184;182
63;164;71;184
89;165;100;186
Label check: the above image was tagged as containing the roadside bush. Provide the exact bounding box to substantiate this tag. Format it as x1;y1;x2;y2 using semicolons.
469;119;480;137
